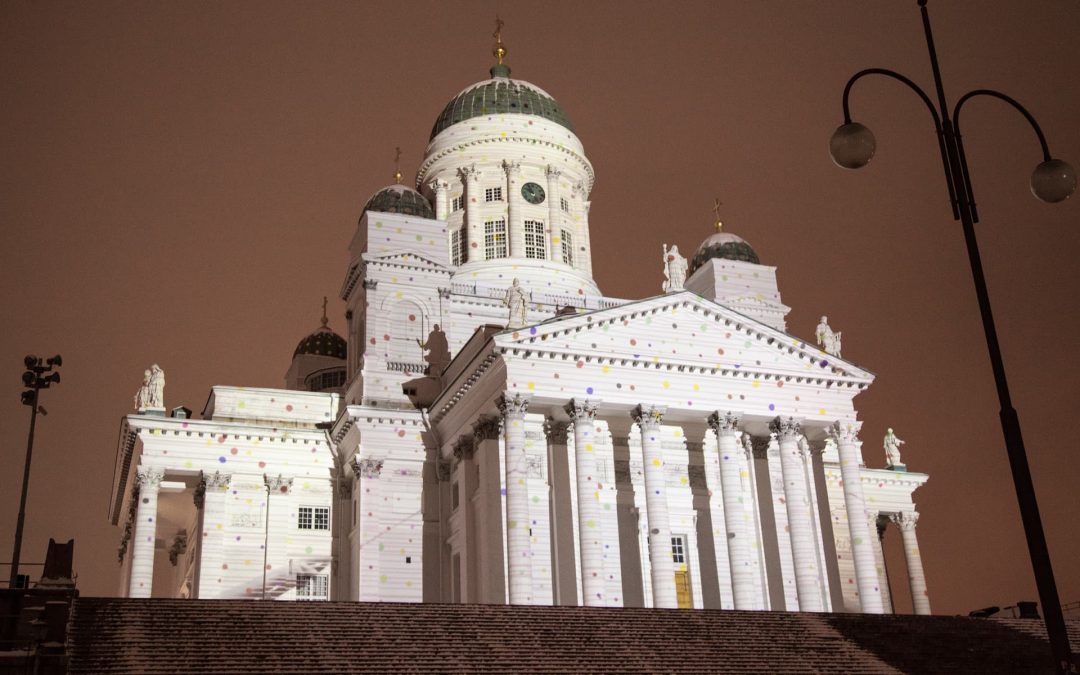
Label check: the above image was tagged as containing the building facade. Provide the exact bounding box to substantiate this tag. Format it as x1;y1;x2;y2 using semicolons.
109;46;930;614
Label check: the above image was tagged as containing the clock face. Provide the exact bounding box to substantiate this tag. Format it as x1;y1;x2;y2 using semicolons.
521;182;546;205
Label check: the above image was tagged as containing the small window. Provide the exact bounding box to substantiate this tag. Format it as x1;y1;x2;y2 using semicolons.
484;219;507;260
451;196;463;212
296;573;328;601
671;535;686;564
450;228;467;266
484;187;503;202
298;506;330;531
561;229;574;266
560;197;570;213
306;369;345;392
524;220;546;260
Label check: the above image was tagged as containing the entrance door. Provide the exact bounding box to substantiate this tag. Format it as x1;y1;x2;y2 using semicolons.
671;535;692;609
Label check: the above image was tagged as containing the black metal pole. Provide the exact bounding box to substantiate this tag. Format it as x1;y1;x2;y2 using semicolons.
918;1;1073;670
9;388;39;588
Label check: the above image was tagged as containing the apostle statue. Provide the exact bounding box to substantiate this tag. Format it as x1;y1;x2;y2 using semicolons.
417;324;451;377
884;428;906;469
662;244;688;293
503;278;528;329
134;368;153;411
148;364;165;409
815;315;842;357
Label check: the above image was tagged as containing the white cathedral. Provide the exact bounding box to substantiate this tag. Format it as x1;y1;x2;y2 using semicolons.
109;34;931;615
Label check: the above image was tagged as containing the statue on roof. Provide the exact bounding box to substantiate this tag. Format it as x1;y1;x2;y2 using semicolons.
662;244;687;293
884;428;906;469
417;324;451;377
503;278;528;328
148;364;165;408
134;368;152;411
815;315;842;357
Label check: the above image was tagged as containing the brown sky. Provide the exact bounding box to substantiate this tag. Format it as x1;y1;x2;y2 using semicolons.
1;0;1078;615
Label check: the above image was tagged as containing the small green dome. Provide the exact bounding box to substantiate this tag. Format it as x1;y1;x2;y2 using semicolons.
430;66;574;141
690;231;761;274
362;185;434;219
294;327;347;360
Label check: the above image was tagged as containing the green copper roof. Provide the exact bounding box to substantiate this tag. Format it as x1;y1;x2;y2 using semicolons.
690;232;761;274
294;328;347;360
362;185;435;219
430;67;574;141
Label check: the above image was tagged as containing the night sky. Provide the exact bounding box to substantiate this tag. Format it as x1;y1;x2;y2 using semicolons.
2;1;1077;615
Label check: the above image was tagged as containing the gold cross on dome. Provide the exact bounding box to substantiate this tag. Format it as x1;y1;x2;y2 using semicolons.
713;198;724;231
393;146;403;184
321;296;329;327
494;15;504;42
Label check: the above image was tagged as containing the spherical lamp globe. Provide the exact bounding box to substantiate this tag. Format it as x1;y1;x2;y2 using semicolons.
829;122;876;170
1030;159;1077;203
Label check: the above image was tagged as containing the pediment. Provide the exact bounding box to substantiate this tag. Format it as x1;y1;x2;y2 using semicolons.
363;249;451;272
494;291;872;384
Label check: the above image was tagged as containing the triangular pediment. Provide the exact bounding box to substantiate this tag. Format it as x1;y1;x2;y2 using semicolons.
494;291;873;384
363;249;451;272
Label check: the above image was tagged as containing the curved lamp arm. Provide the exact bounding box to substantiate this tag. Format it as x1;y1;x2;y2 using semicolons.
952;90;1054;223
843;68;959;219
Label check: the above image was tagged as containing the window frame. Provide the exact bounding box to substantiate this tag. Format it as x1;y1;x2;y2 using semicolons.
484;218;507;260
484;186;503;203
523;219;546;260
296;573;329;601
298;505;331;531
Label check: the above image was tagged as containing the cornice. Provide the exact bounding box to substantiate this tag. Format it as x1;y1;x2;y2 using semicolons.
417;134;595;192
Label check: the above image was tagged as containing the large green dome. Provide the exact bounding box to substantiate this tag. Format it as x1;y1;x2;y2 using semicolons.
429;65;574;141
293;327;346;360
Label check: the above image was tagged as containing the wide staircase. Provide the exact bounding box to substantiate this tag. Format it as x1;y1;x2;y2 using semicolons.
65;597;1080;673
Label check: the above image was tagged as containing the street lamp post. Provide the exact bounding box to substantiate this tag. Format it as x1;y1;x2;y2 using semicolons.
9;354;63;589
830;1;1076;671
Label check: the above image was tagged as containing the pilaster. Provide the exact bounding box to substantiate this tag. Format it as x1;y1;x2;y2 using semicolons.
458;165;482;261
502;161;523;258
545;417;577;606
428;178;450;220
545;165;563;263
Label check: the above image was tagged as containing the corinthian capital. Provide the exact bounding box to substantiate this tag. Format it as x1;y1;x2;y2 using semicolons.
497;392;530;418
631;404;665;430
707;410;741;436
473;414;502;442
544;417;570;445
501;159;521;176
135;467;165;488
457;164;481;182
890;510;919;532
264;473;294;494
545;165;562;179
769;416;802;441
564;398;598;424
427;178;449;193
452;434;475;461
828;420;862;445
351;456;384;479
204;470;232;490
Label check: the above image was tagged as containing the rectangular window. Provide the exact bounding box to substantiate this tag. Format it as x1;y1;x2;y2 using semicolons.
450;228;466;266
296;573;328;601
524;220;546;260
561;229;574;266
671;535;686;564
298;506;330;531
484;219;507;260
484;186;503;202
451;196;463;212
560;197;570;213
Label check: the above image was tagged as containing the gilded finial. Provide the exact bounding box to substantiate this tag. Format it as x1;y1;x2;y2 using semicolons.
493;15;507;65
393;147;403;184
321;296;329;328
713;198;724;232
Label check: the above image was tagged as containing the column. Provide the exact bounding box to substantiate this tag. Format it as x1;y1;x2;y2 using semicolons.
707;411;756;609
502;160;523;258
545;417;578;606
191;481;205;598
892;511;931;615
428;178;450;221
197;470;232;599
352;457;383;602
829;421;885;613
545;165;562;262
632;404;677;608
263;474;294;600
452;435;480;602
457;165;482;260
498;392;532;604
128;467;164;598
769;416;823;611
565;399;605;606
